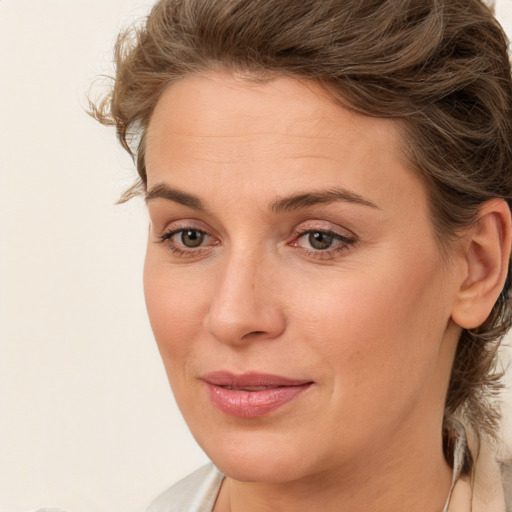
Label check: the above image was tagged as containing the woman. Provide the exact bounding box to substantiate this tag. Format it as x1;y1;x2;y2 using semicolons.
92;0;512;510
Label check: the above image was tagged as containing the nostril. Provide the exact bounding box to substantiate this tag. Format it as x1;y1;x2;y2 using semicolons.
241;330;267;339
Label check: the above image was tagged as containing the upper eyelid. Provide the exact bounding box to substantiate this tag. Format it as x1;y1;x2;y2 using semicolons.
157;219;216;237
295;226;352;235
292;222;357;240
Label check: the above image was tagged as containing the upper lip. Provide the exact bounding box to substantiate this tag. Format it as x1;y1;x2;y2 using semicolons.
201;371;313;388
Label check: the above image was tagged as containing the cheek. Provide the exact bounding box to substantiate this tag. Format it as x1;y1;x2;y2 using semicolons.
143;250;211;371
298;249;452;400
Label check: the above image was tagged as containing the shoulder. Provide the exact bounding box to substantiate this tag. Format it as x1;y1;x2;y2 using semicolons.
146;463;225;512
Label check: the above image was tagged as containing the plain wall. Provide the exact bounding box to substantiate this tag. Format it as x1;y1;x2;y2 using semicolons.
0;1;511;511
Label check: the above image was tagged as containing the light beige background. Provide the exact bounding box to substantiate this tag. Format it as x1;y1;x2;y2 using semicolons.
0;1;511;511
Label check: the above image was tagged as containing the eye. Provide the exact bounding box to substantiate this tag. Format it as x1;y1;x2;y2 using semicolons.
306;231;337;250
157;226;217;256
290;225;356;258
178;229;206;248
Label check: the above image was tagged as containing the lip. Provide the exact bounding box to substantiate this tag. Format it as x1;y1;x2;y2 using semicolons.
201;371;314;418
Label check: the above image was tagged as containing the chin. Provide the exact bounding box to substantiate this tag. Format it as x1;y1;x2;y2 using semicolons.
213;452;312;484
194;428;324;483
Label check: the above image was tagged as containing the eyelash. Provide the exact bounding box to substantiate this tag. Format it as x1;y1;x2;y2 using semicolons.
157;225;356;259
157;226;214;258
290;227;356;259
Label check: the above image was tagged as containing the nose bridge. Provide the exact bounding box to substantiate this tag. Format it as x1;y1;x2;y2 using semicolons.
204;243;285;344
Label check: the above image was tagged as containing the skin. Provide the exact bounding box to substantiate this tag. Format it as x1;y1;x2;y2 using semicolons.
142;73;507;512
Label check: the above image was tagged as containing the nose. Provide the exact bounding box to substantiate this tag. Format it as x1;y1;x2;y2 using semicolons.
203;251;286;346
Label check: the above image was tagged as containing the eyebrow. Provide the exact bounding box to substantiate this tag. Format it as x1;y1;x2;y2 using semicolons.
270;187;379;213
146;183;208;212
145;183;379;213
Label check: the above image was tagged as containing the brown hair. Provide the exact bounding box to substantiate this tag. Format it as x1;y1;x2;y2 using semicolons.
91;0;512;445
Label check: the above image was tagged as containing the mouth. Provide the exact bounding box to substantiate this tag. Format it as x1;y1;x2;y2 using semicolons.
201;371;314;418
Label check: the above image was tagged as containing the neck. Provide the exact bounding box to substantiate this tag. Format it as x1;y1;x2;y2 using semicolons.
214;423;453;512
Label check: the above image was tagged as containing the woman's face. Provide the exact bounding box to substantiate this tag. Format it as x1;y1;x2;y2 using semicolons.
143;73;462;482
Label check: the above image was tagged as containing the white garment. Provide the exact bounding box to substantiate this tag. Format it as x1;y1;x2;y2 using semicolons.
444;419;510;512
147;464;222;512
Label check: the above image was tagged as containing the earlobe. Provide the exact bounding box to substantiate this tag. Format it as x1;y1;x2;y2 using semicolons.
451;199;512;330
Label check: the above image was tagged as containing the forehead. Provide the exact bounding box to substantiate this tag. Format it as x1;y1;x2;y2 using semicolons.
146;72;403;164
144;72;426;221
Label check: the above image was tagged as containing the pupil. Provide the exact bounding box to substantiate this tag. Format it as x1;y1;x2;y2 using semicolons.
181;230;204;247
309;231;333;250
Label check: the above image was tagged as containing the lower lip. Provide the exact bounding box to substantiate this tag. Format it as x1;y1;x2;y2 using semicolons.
204;382;312;418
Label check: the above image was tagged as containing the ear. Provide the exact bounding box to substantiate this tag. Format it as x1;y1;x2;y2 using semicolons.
451;199;512;329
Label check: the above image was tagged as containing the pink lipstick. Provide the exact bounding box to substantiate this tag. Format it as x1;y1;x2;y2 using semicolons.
201;371;313;418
